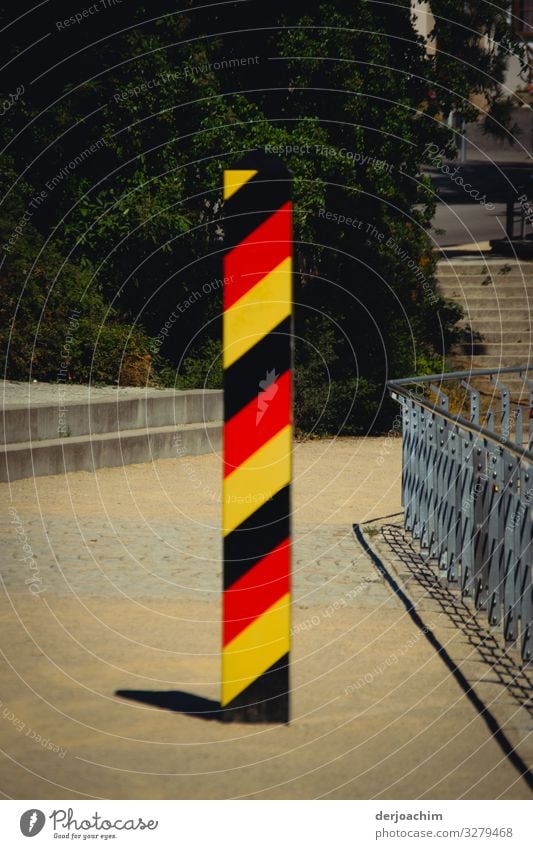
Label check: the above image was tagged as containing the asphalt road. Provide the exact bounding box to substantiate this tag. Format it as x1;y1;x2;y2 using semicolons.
430;201;507;246
425;161;533;247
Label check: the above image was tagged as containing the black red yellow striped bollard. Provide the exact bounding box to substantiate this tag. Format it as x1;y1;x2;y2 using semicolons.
221;152;292;723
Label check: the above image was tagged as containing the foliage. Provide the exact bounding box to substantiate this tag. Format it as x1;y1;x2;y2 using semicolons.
428;0;526;131
0;1;521;429
0;209;153;385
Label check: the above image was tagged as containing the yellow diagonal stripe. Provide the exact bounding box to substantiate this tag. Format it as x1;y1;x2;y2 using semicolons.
223;257;292;368
223;425;291;536
221;593;290;706
224;169;258;200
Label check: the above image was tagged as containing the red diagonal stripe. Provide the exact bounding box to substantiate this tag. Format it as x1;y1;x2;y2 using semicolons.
223;370;291;477
222;539;290;645
224;202;292;310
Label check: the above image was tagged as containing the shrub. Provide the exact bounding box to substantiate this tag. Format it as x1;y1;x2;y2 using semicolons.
0;217;154;386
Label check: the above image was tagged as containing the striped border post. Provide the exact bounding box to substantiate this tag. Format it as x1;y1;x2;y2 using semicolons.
221;152;292;723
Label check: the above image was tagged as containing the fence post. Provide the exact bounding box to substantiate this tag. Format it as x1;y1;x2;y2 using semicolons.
221;152;292;723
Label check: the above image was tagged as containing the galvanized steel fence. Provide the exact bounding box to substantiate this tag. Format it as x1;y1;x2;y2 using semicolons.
388;365;533;663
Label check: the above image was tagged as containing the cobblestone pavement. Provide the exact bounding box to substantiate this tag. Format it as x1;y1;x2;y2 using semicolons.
1;442;531;800
0;514;399;608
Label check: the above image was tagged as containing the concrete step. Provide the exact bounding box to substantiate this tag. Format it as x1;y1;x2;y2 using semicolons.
438;285;533;297
447;369;533;404
476;383;531;397
457;318;531;329
438;289;533;304
437;273;533;281
440;297;532;308
439;258;533;381
437;262;533;276
451;355;532;370
0;421;222;482
1;389;222;445
440;297;533;308
457;332;532;343
451;343;532;356
446;301;533;316
437;272;533;282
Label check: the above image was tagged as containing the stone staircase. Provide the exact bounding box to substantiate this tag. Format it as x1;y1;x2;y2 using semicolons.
437;259;533;400
1;388;222;482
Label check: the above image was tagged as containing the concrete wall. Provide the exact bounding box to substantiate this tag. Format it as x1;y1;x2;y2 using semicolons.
2;390;223;445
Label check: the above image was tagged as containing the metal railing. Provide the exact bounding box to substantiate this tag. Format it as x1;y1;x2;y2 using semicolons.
388;365;533;663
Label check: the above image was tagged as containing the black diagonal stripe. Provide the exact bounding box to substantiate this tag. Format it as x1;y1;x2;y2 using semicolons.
224;152;291;249
220;653;290;724
224;316;292;423
223;485;290;589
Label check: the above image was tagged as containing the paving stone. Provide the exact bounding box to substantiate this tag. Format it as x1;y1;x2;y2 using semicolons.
0;514;398;607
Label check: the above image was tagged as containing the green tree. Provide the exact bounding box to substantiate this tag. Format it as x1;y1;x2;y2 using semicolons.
0;1;522;430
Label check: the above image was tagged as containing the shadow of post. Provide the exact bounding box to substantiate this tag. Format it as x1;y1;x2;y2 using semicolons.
115;690;222;721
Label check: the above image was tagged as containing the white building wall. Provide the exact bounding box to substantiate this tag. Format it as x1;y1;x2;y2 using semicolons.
412;1;436;55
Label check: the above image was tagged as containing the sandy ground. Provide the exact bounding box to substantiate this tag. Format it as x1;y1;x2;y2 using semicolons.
2;436;402;524
0;437;531;799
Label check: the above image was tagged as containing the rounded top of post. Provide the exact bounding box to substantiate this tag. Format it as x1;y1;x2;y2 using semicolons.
227;149;291;178
222;149;292;246
223;150;291;202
